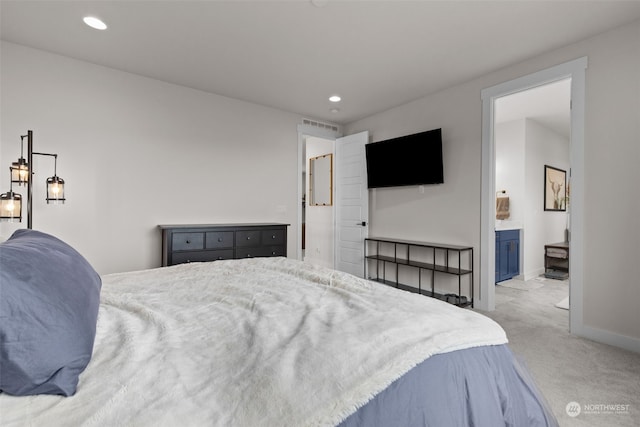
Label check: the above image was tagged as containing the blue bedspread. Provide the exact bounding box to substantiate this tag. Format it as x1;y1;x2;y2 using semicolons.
339;344;558;427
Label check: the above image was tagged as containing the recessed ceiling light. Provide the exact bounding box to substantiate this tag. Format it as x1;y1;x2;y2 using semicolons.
329;95;341;103
330;108;340;114
83;16;107;30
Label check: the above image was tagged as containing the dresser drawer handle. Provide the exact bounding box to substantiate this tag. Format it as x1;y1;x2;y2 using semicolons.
218;237;223;242
271;235;276;239
246;236;251;240
272;251;276;255
186;240;191;244
246;254;252;257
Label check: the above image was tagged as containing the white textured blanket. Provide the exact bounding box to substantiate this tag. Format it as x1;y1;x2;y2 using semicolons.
1;257;507;426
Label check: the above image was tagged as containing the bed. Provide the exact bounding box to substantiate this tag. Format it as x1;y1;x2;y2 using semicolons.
0;230;558;426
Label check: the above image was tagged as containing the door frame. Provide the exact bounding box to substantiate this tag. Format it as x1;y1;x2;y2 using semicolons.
479;57;587;336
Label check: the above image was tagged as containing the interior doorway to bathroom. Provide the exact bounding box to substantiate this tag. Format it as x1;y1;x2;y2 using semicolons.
481;57;586;334
494;78;571;284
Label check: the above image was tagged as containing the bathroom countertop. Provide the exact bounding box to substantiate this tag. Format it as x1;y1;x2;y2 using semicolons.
495;221;523;231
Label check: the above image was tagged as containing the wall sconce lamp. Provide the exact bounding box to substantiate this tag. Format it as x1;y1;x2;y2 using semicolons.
0;130;66;228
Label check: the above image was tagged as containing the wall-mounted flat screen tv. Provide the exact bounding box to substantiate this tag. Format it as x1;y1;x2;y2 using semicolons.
365;128;443;188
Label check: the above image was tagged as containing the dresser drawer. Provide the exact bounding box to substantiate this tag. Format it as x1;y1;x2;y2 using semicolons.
172;232;204;251
236;230;262;247
235;245;285;259
172;249;234;264
261;229;285;246
265;245;286;257
205;231;233;249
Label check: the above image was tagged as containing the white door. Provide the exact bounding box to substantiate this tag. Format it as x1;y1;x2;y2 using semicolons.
335;131;369;277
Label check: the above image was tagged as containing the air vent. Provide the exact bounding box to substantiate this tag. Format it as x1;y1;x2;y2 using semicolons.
302;119;339;133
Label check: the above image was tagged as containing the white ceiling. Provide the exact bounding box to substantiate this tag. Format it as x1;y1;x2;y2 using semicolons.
2;1;640;125
496;78;571;139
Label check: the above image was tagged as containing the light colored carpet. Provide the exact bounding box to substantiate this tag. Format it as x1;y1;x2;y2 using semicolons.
497;278;544;290
555;296;569;310
494;292;516;306
476;278;640;426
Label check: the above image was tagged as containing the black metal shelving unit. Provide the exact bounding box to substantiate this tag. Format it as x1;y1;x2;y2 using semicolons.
364;237;474;307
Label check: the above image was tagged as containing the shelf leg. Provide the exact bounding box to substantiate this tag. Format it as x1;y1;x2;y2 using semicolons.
457;249;462;305
471;248;474;308
432;248;435;297
364;239;367;278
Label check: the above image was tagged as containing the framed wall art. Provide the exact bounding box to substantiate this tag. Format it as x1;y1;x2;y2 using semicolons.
544;165;567;211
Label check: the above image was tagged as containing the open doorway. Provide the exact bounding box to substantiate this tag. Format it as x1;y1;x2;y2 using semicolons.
297;124;370;277
297;121;341;265
493;79;571;314
479;57;587;336
301;135;336;269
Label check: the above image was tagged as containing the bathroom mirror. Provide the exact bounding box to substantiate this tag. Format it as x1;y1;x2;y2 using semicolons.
309;153;333;206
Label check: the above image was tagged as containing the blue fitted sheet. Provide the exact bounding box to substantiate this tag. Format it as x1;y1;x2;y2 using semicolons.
338;344;558;427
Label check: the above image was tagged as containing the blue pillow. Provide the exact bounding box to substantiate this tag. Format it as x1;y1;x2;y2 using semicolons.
0;229;101;396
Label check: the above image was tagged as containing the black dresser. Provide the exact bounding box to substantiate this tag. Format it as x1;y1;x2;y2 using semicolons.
159;223;289;267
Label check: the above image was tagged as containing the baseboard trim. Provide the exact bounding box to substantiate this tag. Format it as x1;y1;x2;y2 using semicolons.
521;268;545;281
578;325;640;354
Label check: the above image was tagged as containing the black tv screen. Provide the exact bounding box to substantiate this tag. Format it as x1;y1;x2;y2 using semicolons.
365;128;443;188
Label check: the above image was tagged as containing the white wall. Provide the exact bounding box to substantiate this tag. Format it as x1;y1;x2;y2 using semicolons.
346;81;489;301
0;41;301;274
524;119;569;279
581;20;640;342
304;137;334;268
346;20;640;346
495;119;526;227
